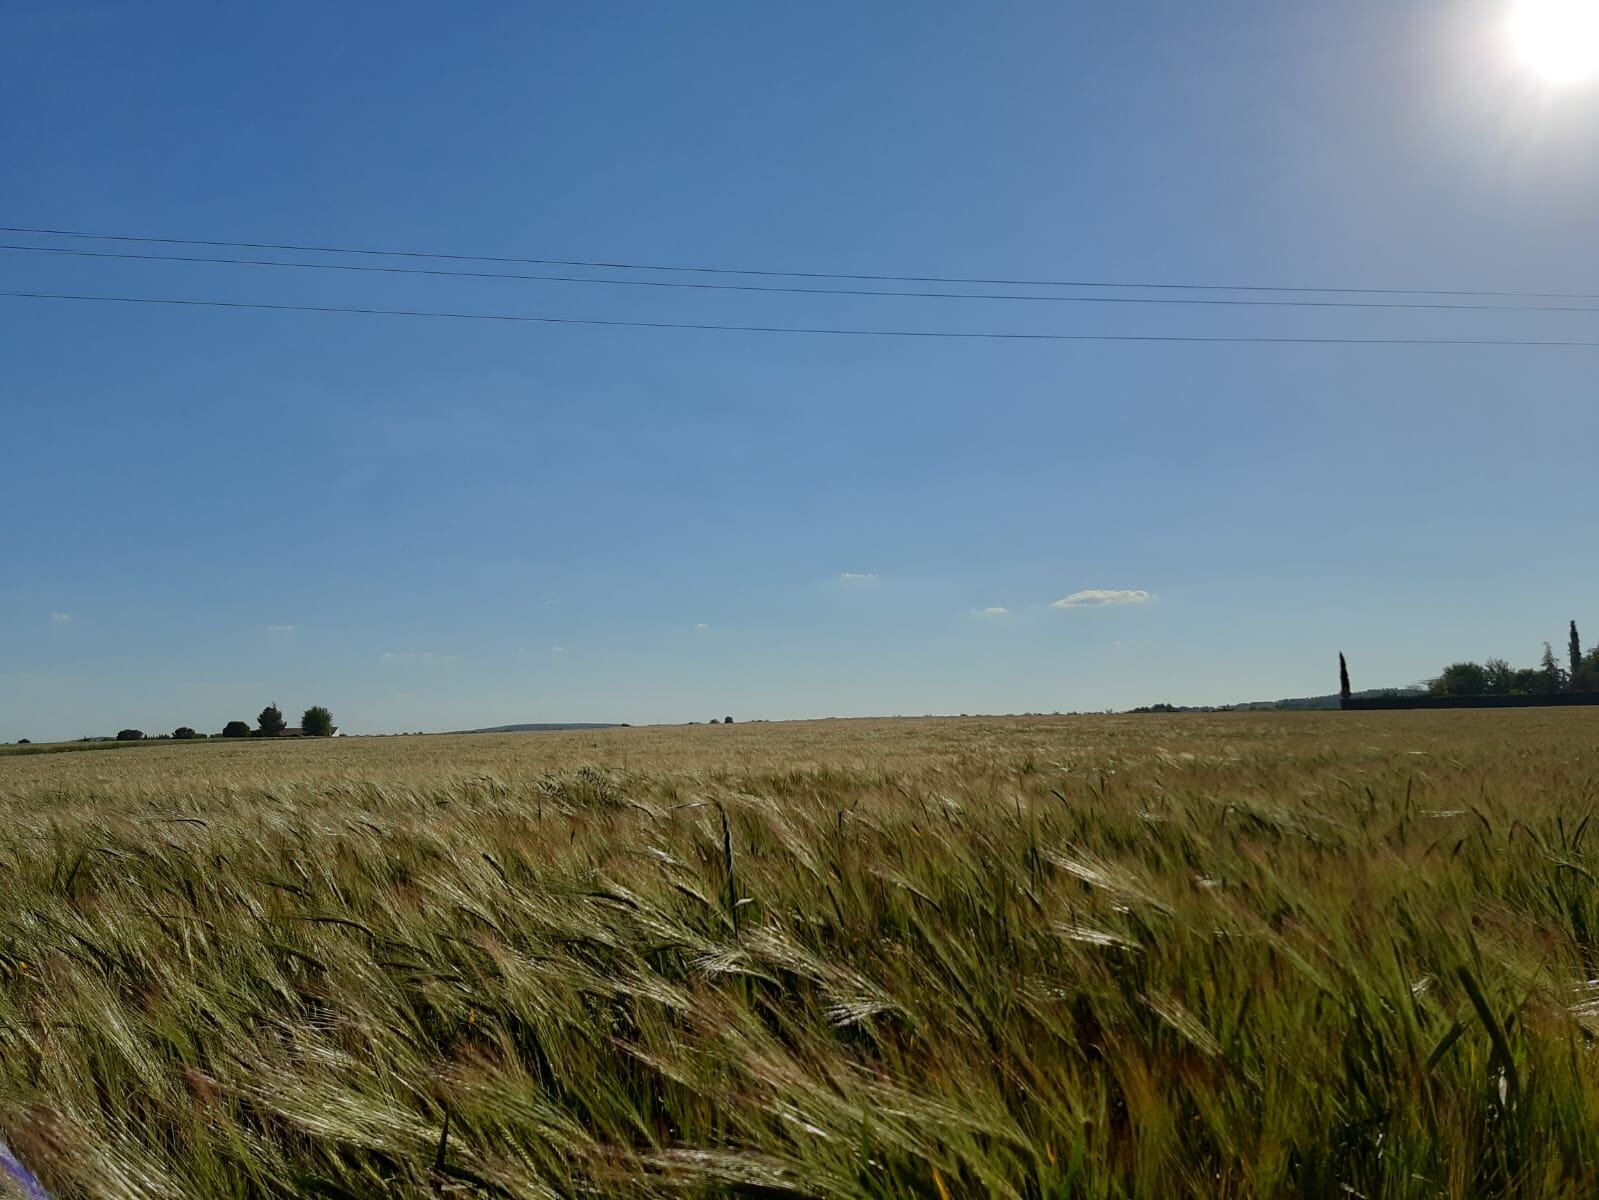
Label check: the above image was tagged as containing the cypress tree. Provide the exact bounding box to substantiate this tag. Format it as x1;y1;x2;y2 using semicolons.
1339;652;1351;703
1571;621;1582;686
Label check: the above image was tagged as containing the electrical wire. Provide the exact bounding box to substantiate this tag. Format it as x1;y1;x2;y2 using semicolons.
8;288;1599;346
7;242;1599;315
7;223;1598;302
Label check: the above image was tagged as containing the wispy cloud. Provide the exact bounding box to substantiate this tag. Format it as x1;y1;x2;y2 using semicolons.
1052;589;1152;608
380;651;460;665
49;612;72;625
837;572;879;582
695;623;711;630
550;645;565;655
265;623;297;634
973;607;1009;617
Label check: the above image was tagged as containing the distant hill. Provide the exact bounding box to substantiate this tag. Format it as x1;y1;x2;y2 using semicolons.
466;722;624;734
1130;687;1427;714
1225;687;1426;711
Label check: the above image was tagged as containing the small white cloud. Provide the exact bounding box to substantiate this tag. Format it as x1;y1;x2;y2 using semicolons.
380;651;459;664
1052;589;1152;608
265;623;297;634
695;623;711;630
973;607;1009;617
1112;638;1152;647
838;572;879;581
49;612;72;625
550;645;564;654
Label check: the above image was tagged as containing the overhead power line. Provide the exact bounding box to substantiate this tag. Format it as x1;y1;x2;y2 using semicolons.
8;289;1599;346
7;242;1599;316
5;223;1597;303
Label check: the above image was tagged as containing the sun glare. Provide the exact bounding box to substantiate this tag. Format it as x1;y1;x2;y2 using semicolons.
1510;0;1599;83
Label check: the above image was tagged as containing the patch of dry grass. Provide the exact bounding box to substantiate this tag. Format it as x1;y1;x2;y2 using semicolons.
3;712;1599;1197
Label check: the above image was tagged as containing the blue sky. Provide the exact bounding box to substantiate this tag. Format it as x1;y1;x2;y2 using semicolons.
5;1;1599;739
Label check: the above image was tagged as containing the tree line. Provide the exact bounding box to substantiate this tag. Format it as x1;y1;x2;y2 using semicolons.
113;704;336;742
1429;620;1599;698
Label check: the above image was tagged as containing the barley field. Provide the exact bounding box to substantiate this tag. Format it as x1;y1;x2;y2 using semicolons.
3;712;1599;1198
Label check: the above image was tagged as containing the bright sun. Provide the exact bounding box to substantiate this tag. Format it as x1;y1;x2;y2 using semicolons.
1510;0;1599;83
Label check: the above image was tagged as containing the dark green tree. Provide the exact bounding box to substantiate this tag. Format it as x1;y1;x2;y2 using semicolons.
1510;667;1543;694
1571;621;1583;686
172;726;199;740
1578;647;1599;692
221;720;251;738
1338;653;1351;702
1431;662;1489;697
1483;658;1515;694
302;706;335;737
257;704;286;737
116;728;145;741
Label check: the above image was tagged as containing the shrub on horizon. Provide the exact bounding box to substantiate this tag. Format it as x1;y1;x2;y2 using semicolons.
302;706;335;737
